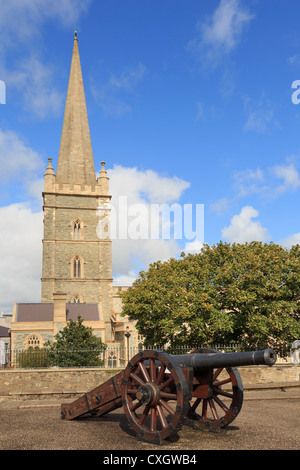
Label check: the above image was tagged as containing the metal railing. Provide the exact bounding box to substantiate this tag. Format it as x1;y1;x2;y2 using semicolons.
0;342;295;370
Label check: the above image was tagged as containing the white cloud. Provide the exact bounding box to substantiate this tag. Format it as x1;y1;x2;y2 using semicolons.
0;128;44;184
0;203;43;313
113;272;137;287
279;232;300;249
183;238;203;254
1;55;64;118
243;94;280;134
232;161;300;199
221;206;270;243
271;162;300;194
108;165;190;205
188;0;254;65
0;0;92;117
210;197;230;215
244;107;278;134
233;167;266;197
195;102;204;121
288;54;300;66
0;0;92;51
91;63;147;116
106;165;191;279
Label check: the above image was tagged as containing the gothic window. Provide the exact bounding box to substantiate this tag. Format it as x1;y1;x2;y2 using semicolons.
70;295;84;303
70;255;84;278
137;334;144;352
25;334;42;349
73;256;81;278
73;219;81;240
108;351;118;368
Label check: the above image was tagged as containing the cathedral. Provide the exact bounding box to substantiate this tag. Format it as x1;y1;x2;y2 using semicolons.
9;33;136;354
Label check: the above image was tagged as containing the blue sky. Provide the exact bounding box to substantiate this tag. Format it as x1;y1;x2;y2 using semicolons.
1;0;300;312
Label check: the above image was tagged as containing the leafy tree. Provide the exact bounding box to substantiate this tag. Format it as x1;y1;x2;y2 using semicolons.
120;241;300;350
45;316;106;367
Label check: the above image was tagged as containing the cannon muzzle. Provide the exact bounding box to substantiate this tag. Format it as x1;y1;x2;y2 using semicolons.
173;348;277;371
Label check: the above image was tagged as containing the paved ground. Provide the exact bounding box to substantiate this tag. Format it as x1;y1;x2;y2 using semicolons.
0;386;299;451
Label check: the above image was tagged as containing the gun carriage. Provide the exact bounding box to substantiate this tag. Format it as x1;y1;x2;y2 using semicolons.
61;347;276;444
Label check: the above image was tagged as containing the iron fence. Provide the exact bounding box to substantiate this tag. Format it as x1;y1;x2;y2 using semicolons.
0;342;295;370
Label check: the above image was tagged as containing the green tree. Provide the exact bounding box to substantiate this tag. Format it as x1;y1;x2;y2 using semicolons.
45;316;106;367
120;241;300;350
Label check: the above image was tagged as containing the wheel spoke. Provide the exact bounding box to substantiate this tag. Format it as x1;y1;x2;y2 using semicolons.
139;405;150;425
130;372;145;387
208;398;219;420
202;400;208;419
159;398;176;415
214;377;232;387
213;367;223;381
159;375;174;391
156;364;166;385
130;400;144;412
126;388;138;394
138;361;150;383
190;398;201;414
156;404;168;429
213;387;234;399
160;391;177;399
213;395;229;412
150;408;157;432
150;358;156;382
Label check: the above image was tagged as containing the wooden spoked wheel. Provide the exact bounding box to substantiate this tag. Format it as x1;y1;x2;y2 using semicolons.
188;348;244;430
122;350;190;443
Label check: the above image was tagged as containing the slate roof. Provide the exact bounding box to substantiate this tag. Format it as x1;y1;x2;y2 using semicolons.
15;303;100;322
0;326;10;337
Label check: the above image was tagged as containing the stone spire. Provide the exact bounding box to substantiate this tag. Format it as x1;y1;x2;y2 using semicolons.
56;32;96;185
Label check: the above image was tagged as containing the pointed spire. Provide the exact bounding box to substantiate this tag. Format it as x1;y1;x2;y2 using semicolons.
56;32;96;186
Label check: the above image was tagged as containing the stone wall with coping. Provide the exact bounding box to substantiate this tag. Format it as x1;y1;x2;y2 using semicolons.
0;364;299;396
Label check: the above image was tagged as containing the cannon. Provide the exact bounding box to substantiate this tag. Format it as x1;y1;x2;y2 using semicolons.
61;347;276;444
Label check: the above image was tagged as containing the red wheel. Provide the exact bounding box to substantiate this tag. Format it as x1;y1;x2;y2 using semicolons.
121;350;190;443
188;348;244;430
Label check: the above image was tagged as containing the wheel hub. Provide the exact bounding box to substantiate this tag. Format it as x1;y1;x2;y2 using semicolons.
136;382;160;406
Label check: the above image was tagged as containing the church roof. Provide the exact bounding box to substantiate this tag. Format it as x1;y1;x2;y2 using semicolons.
15;303;101;322
56;31;96;186
0;326;10;337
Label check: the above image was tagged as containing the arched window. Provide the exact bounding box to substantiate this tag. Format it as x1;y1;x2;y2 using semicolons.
108;351;118;368
137;334;144;352
73;256;81;278
73;219;81;240
25;334;43;349
70;295;84;303
70;255;84;279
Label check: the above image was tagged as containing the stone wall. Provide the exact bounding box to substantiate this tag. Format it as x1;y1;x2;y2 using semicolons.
0;368;116;396
0;364;299;397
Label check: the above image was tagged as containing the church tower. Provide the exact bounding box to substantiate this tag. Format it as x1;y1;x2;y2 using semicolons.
41;32;113;340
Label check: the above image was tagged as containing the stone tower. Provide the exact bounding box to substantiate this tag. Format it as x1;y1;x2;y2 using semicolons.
41;32;113;340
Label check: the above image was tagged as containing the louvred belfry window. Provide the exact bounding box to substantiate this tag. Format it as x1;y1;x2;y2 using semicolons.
73;220;81;240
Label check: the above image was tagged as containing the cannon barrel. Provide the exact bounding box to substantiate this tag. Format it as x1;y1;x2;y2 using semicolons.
172;348;276;371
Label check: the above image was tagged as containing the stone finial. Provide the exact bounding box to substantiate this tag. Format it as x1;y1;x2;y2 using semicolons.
45;158;55;175
74;30;78;40
100;161;107;174
97;161;110;195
